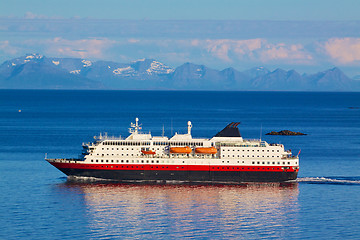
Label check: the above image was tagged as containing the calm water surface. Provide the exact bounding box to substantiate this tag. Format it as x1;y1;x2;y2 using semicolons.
0;90;359;239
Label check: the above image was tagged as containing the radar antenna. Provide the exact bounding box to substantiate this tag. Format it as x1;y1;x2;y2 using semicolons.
129;117;142;134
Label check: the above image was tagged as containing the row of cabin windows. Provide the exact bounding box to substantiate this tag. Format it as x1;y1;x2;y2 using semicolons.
82;165;291;171
90;159;176;164
153;142;168;145
252;161;292;165
170;142;204;146
224;149;280;152
89;159;296;165
103;141;151;146
83;165;290;171
101;148;163;151
221;160;287;165
103;141;204;146
98;153;138;156
102;148;137;151
97;153;209;157
223;155;281;158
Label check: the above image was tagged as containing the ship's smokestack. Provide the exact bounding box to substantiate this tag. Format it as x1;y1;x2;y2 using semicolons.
214;122;241;137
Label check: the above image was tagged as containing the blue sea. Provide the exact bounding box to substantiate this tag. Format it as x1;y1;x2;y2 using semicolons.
0;90;359;239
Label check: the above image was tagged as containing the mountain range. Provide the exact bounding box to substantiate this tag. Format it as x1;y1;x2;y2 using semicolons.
0;54;359;91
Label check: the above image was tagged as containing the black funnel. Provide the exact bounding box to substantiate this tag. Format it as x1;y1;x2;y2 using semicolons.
214;122;241;137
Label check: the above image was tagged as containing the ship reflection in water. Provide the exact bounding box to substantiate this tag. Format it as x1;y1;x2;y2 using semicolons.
56;180;300;239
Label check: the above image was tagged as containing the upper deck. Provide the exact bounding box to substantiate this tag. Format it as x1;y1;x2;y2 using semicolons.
76;119;298;164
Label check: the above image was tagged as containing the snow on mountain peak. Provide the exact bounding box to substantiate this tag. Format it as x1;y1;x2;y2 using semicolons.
113;66;135;76
21;54;43;64
146;60;174;75
82;60;92;67
70;69;81;74
25;53;43;59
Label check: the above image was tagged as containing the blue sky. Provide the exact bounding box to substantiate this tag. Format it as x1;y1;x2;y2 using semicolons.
1;0;360;77
2;0;360;20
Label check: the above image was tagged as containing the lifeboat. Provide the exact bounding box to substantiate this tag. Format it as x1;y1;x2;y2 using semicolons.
170;146;192;154
195;147;217;154
141;150;156;155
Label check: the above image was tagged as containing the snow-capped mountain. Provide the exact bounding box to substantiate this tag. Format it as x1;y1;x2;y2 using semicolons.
0;54;359;91
0;54;101;89
1;54;174;79
130;59;174;75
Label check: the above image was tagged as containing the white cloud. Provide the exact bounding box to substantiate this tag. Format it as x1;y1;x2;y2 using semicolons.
203;39;263;62
259;43;312;62
102;38;316;66
128;39;140;43
322;38;360;64
195;39;313;64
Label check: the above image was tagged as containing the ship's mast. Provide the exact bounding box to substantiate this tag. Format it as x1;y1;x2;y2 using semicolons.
129;117;141;134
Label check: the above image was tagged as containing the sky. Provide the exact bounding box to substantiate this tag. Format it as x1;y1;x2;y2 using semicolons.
1;0;360;77
2;0;360;21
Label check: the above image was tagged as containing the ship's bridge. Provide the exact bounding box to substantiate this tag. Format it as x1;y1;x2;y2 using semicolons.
126;133;152;141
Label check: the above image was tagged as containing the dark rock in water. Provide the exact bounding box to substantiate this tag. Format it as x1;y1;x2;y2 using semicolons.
266;130;307;136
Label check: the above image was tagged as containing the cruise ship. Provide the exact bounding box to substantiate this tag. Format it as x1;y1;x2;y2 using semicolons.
46;118;299;183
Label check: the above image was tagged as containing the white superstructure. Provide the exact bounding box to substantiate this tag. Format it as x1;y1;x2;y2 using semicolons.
74;119;299;169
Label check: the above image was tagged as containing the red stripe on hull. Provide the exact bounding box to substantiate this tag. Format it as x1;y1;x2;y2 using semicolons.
49;162;298;173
